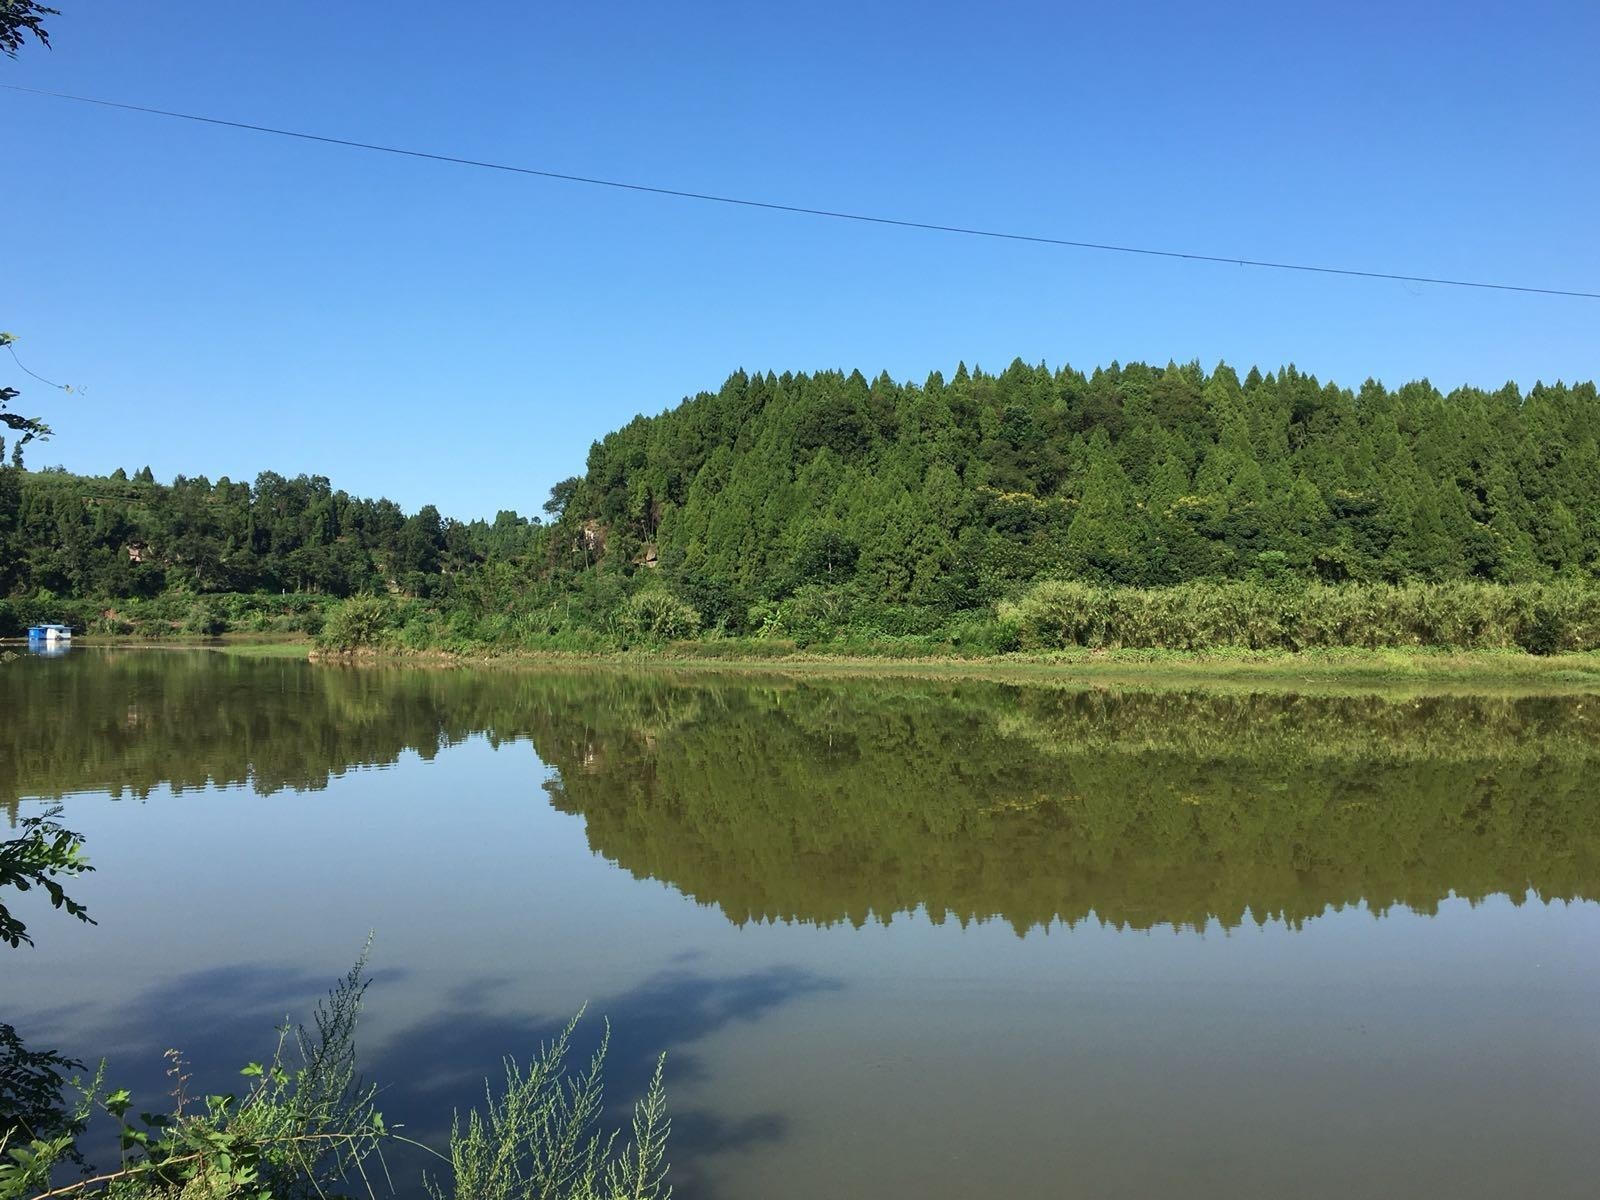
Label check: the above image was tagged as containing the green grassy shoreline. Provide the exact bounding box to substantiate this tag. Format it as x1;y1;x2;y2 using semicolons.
305;639;1600;693
25;635;1600;693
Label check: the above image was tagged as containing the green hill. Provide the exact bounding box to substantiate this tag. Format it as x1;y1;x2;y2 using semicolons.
572;360;1600;622
6;359;1600;653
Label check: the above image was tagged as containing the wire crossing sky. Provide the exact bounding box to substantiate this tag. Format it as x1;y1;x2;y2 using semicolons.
5;1;1599;519
6;83;1597;302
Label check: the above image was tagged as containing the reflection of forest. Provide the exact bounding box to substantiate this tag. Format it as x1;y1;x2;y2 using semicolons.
7;652;1600;931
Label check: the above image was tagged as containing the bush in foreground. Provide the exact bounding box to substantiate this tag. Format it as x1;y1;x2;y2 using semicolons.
618;591;701;644
315;596;397;653
0;959;671;1200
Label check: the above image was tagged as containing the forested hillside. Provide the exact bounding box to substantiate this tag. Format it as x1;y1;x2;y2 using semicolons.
574;360;1600;624
5;358;1600;653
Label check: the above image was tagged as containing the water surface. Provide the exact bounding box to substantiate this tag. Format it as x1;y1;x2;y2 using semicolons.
3;650;1598;1198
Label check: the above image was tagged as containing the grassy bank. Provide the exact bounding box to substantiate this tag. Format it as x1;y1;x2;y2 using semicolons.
301;640;1600;695
656;644;1600;686
18;575;1600;693
29;628;1600;694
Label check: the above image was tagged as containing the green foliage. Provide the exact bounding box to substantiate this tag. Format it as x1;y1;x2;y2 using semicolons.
616;592;700;644
1000;578;1600;652
180;600;228;638
0;948;671;1200
0;954;385;1200
0;467;545;604
0;334;56;454
13;358;1600;656
0;806;94;949
0;3;57;57
425;1015;670;1200
544;478;581;520
576;361;1600;616
0;1024;84;1159
315;596;396;653
0;594;337;641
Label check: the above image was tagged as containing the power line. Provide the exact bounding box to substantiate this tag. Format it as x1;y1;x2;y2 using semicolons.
6;82;1599;302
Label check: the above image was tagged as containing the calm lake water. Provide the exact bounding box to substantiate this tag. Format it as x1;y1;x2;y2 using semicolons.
3;648;1598;1199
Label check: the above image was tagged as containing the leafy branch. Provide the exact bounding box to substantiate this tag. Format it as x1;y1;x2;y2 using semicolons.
0;2;57;58
0;807;94;950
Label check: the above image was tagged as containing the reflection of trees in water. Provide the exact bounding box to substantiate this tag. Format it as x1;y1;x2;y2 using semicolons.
0;654;711;811
6;653;1600;931
2;654;490;808
541;682;1600;932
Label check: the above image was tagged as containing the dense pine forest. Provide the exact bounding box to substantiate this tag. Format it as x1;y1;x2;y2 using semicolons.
5;359;1600;653
583;360;1600;595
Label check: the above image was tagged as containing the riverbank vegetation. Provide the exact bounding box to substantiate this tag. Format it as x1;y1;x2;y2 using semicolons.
0;956;671;1200
6;360;1600;657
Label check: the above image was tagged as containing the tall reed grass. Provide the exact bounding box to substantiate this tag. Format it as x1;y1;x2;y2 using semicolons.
998;579;1600;653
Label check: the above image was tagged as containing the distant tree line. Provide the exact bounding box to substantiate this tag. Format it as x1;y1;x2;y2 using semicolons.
0;454;544;600
7;358;1600;651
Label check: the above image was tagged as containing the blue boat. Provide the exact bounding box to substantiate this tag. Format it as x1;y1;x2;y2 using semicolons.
26;623;73;644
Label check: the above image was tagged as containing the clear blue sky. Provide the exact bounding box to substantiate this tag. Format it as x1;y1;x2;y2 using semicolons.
5;0;1598;520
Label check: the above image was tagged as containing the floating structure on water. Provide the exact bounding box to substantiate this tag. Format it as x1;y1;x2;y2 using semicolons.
26;623;73;643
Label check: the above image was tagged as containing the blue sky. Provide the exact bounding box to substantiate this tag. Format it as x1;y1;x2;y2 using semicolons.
5;0;1598;519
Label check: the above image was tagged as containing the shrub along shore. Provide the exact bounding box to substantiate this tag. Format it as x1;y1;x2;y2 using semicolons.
311;578;1600;660
8;580;1600;677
